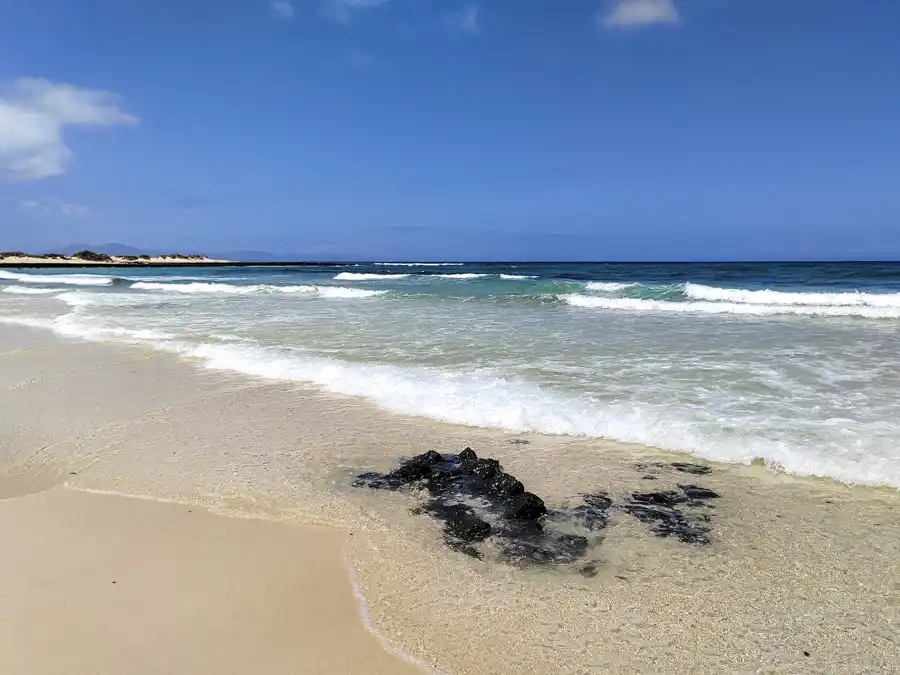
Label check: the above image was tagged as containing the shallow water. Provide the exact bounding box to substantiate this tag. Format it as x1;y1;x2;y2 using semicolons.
1;324;897;675
2;261;900;487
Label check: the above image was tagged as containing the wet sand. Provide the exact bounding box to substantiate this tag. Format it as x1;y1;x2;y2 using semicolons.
1;324;899;674
0;487;421;675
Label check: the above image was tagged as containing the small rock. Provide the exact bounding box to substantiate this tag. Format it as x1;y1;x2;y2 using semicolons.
678;484;720;500
580;562;600;578
671;462;712;475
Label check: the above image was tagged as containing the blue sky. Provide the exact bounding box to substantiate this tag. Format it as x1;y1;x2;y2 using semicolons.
0;0;898;260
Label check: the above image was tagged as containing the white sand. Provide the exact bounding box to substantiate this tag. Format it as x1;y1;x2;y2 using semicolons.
0;254;230;265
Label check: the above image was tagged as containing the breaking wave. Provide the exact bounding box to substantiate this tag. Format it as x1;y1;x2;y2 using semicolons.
334;272;410;280
0;270;114;286
585;282;637;292
684;282;900;307
131;281;386;298
561;294;900;318
1;287;60;295
374;262;464;267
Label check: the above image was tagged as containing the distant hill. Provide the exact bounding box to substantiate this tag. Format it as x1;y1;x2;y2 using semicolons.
53;243;163;257
49;244;284;262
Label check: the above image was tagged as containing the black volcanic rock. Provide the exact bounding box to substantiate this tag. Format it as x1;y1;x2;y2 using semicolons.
388;450;443;484
458;447;477;463
620;484;720;545
671;462;712;475
461;456;500;480
503;492;547;521
487;472;524;498
570;492;613;532
421;503;492;543
352;447;723;570
679;484;720;501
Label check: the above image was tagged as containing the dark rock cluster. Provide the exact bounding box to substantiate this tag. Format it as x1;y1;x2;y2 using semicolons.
621;484;719;545
353;448;720;572
73;250;113;262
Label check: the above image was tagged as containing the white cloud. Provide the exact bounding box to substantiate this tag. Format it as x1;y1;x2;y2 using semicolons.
446;4;481;36
323;0;390;23
20;196;90;217
0;78;138;181
600;0;681;29
270;1;294;20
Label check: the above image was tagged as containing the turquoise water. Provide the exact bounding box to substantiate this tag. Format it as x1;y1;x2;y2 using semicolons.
3;261;900;487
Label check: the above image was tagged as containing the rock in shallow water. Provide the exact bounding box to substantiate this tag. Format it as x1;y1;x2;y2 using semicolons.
353;448;722;570
620;484;720;545
671;462;712;475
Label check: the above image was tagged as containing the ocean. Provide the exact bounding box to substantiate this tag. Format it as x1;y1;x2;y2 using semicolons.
2;260;900;489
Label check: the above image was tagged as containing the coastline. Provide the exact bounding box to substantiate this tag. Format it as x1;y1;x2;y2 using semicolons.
0;487;423;675
0;255;232;267
2;323;898;674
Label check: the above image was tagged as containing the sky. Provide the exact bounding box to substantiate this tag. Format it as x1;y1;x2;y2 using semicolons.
0;0;898;261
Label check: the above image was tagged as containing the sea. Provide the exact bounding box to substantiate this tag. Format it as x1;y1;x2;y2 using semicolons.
2;260;899;489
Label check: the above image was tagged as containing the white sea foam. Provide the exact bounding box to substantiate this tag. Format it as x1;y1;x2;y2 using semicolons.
5;304;900;488
375;262;463;266
436;273;489;279
499;274;537;280
585;281;636;292
1;287;59;295
316;286;388;299
562;294;900;319
334;272;410;280
131;281;385;298
163;341;898;488
0;314;173;342
685;282;900;307
0;270;114;286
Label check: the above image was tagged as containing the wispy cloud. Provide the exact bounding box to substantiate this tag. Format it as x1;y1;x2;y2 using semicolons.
20;196;90;217
322;0;391;23
600;0;681;29
445;4;482;37
270;1;294;20
0;78;138;181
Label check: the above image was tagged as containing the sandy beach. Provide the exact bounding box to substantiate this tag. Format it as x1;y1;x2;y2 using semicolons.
0;488;421;675
0;254;231;266
1;323;899;674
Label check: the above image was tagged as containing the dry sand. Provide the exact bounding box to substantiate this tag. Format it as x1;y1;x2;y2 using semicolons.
1;324;899;674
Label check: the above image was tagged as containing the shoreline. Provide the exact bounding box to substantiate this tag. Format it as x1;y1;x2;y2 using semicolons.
0;256;232;268
0;485;424;675
2;323;898;674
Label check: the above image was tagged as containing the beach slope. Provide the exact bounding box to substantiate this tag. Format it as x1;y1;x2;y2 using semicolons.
0;487;421;675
